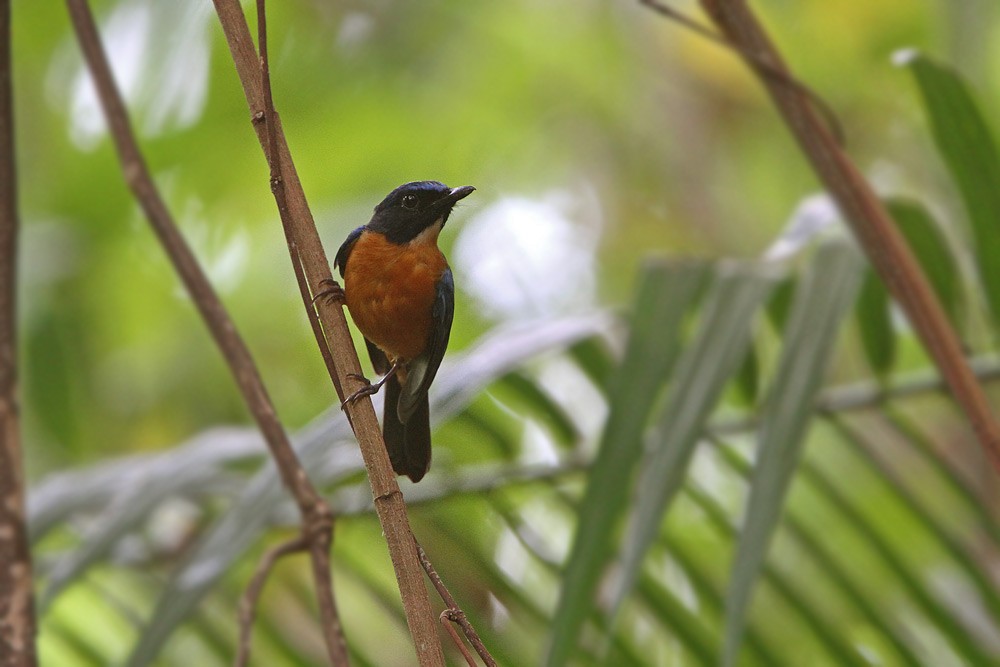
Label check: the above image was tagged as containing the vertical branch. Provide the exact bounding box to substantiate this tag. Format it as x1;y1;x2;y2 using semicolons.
0;0;38;663
694;0;1000;470
249;4;350;664
63;1;348;664
211;1;446;664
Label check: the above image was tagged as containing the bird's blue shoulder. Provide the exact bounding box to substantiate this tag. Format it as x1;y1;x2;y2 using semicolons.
334;226;366;277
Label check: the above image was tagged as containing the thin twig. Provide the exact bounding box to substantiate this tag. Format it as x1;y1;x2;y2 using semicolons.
416;539;498;667
235;535;308;667
253;2;349;663
63;1;346;665
440;611;478;667
210;0;445;664
639;0;845;146
693;0;1000;472
0;0;38;663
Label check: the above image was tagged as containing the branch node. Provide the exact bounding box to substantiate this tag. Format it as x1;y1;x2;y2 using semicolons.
374;488;404;504
440;611;478;667
417;539;497;666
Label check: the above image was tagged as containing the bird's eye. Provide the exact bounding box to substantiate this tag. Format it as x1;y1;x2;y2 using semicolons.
401;194;419;209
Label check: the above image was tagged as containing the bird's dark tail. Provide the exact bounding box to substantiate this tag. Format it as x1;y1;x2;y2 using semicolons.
383;377;431;482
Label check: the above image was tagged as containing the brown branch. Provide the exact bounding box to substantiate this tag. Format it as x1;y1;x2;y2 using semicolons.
251;3;349;664
235;535;308;667
416;539;498;667
639;0;844;146
688;0;1000;471
440;612;478;667
63;1;348;665
210;0;446;664
0;0;38;664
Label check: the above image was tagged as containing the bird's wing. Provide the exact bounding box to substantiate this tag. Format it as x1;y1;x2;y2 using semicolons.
364;337;392;376
397;267;454;423
334;226;389;374
334;226;365;277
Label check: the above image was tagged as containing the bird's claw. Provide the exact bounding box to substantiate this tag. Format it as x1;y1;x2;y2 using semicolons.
341;373;375;409
340;365;400;410
312;278;345;306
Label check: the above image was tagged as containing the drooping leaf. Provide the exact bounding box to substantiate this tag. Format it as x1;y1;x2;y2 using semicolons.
455;406;520;458
902;52;1000;330
44;618;108;666
664;534;785;667
546;260;710;667
855;197;964;377
722;241;863;666
829;415;1000;628
498;371;579;447
734;341;760;406
855;266;895;377
885;407;1000;548
799;460;994;665
685;479;868;667
714;442;924;667
765;276;796;332
633;576;717;666
568;336;616;391
885;198;963;327
610;261;776;621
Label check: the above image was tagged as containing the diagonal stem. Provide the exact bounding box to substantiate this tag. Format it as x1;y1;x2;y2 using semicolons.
691;0;1000;472
63;0;346;664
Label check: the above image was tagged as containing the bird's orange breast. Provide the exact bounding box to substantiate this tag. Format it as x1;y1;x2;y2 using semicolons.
343;230;448;362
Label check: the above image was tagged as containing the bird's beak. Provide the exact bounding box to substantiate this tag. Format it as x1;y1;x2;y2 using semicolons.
441;185;475;206
430;186;475;226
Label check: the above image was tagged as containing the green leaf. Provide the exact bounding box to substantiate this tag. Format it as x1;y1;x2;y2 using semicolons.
735;341;760;406
665;534;786;667
686;477;868;667
546;260;711;667
45;618;108;666
855;197;963;376
610;262;776;621
765;276;796;332
714;442;924;666
886;407;1000;548
830;415;1000;632
634;576;717;666
456;407;520;457
799;461;994;665
498;371;579;447
722;241;863;667
855;266;895;377
885;198;963;326
902;52;1000;329
569;336;616;391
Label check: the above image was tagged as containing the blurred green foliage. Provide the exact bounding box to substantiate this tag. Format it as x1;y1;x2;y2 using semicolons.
17;0;982;468
13;0;1000;665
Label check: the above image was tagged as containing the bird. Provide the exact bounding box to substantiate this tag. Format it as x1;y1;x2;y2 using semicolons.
331;181;474;482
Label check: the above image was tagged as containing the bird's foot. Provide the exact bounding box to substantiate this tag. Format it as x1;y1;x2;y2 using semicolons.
340;363;400;409
312;278;345;306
